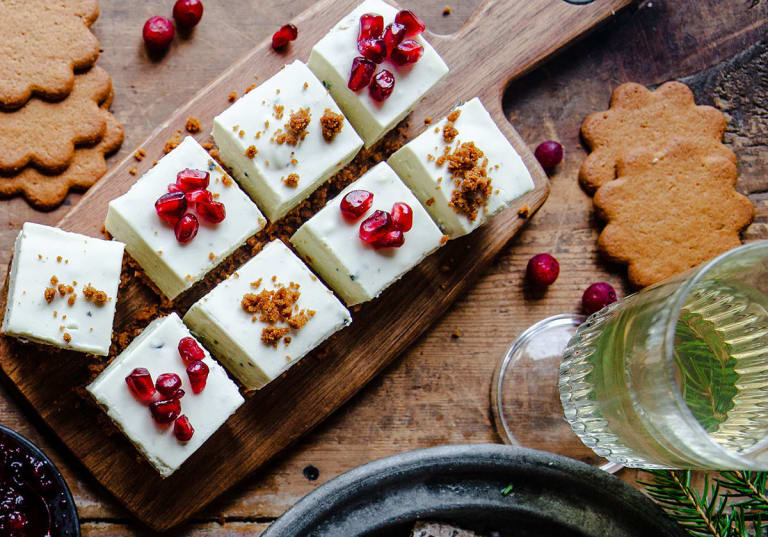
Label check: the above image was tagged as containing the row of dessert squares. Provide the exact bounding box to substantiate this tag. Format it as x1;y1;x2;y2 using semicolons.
1;0;534;478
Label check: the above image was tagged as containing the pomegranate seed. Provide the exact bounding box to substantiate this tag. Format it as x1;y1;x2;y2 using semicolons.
394;10;425;36
534;141;564;169
359;210;392;244
178;336;205;363
174;213;199;243
197;200;227;223
582;282;618;315
185;188;213;207
358;13;384;41
7;512;27;532
390;39;423;66
173;0;204;29
142;16;175;52
168;183;182;193
369;69;395;102
149;398;181;424
125;368;156;403
173;388;185;399
340;190;374;220
526;253;560;286
373;229;404;248
348;57;376;91
391;202;413;231
272;23;298;50
155;191;187;225
155;373;182;397
383;23;406;56
187;360;210;394
357;37;387;64
173;415;195;442
176;168;210;192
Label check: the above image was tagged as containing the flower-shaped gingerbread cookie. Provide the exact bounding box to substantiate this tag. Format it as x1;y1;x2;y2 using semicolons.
580;81;736;193
594;138;753;288
0;0;100;109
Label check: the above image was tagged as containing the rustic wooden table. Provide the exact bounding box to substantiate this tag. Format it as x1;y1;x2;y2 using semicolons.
1;0;766;535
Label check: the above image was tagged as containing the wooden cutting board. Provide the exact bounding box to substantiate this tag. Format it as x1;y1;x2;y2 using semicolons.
0;0;632;530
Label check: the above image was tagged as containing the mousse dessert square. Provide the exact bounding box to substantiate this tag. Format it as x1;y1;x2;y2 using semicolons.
388;97;534;238
2;222;124;356
184;240;351;391
308;0;449;147
212;60;363;221
290;162;444;306
105;136;266;300
87;313;244;478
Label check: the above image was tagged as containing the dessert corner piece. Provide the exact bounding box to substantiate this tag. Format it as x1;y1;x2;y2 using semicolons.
388;97;534;238
183;240;351;391
212;60;363;222
290;162;444;306
2;223;124;356
87;313;244;478
308;0;449;148
105;136;266;300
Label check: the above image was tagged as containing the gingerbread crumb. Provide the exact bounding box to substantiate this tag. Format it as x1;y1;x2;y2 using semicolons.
185;117;202;133
517;204;531;218
283;173;299;187
164;132;182;154
245;83;256;94
424;117;432;124
44;288;55;303
222;174;233;186
440;235;449;244
83;284;108;305
63;333;72;343
129;167;137;176
262;326;290;347
228;91;237;102
50;276;58;286
134;149;146;161
426;197;435;206
447;109;461;123
451;328;461;338
320;109;344;142
443;123;459;143
443;6;452;15
201;142;214;150
245;145;258;159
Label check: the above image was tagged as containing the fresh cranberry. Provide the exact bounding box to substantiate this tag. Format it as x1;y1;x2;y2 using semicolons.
391;202;413;231
534;141;564;169
155;373;182;397
369;69;395;101
149;398;181;424
383;23;406;56
390;39;423;66
394;10;425;36
125;368;156;403
174;213;199;243
197;200;226;223
178;336;205;363
272;23;298;50
358;13;384;41
348;57;376;91
142;16;175;52
176;168;210;192
185;188;212;207
340;190;374;220
186;360;209;394
359;210;392;244
155;191;187;225
357;37;387;63
173;415;195;442
172;0;204;29
582;282;618;315
373;229;404;248
526;253;560;286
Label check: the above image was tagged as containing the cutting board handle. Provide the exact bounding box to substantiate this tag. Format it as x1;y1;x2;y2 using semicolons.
428;0;633;102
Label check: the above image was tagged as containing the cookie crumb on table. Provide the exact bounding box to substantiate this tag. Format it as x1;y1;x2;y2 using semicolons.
443;5;452;15
164;131;182;154
134;149;146;161
185;117;201;133
451;328;461;338
228;91;237;102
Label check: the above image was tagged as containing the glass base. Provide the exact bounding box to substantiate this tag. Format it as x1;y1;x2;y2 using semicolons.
490;314;623;474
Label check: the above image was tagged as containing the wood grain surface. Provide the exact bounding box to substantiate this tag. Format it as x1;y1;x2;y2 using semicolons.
0;0;766;535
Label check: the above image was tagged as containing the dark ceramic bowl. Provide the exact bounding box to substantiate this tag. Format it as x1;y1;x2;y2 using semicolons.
262;444;685;537
0;425;79;537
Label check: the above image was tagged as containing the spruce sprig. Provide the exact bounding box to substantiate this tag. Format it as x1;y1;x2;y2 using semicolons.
638;470;767;537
